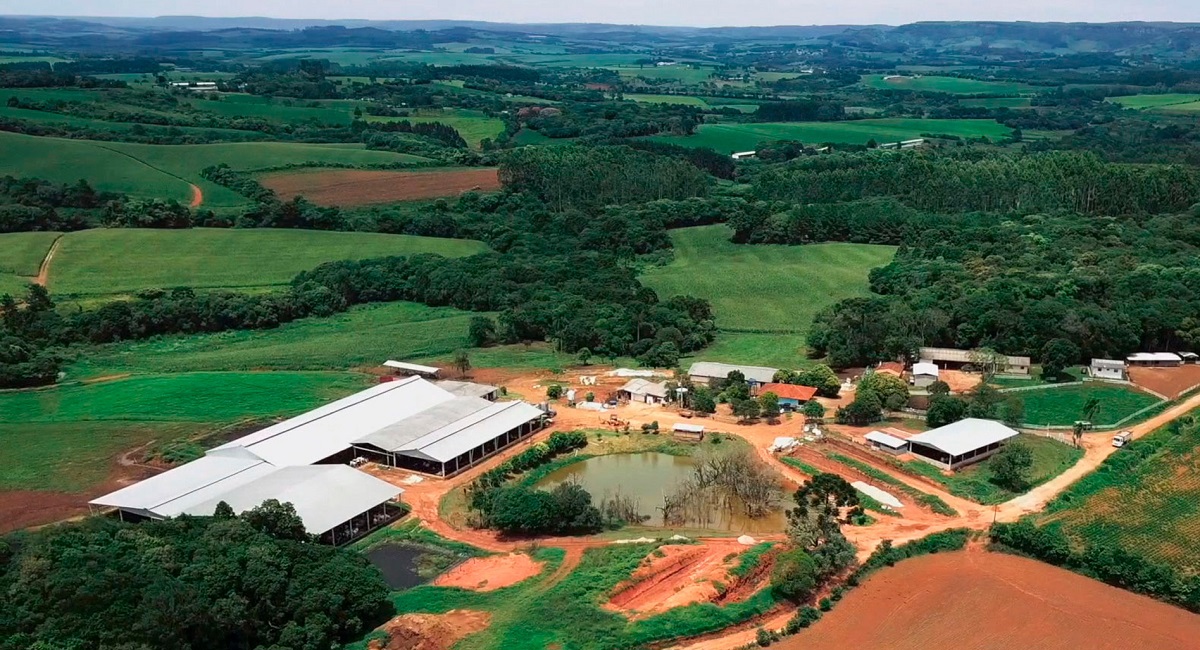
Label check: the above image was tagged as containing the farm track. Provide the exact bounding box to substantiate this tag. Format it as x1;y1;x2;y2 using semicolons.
92;143;201;204
33;235;63;286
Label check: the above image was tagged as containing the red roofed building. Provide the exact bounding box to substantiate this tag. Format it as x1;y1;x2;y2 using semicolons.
760;383;818;409
875;362;906;378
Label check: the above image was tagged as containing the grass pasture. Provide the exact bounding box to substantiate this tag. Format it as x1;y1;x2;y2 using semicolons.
0;371;368;492
365;111;506;148
904;435;1084;505
624;94;710;107
0;231;58;296
1108;93;1200;111
1016;382;1162;427
1040;412;1200;573
640;225;895;366
862;74;1039;95
45;228;486;297
650;118;1011;153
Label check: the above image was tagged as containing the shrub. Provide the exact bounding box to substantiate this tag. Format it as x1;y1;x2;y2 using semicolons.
770;548;819;602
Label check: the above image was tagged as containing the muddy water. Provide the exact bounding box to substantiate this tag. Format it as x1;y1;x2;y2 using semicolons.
534;452;787;533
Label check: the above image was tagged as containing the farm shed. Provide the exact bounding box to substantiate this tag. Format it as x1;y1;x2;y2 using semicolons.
1089;359;1127;381
672;423;705;442
731;150;757;160
687;362;779;393
383;359;441;378
618;378;670;404
907;418;1019;470
760;383;818;409
1127;352;1183;367
865;430;909;455
919;347;1031;375
911;362;940;387
1182;352;1199;364
436;379;500;401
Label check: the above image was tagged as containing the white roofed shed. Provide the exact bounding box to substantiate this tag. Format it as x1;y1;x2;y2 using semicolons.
907;418;1019;470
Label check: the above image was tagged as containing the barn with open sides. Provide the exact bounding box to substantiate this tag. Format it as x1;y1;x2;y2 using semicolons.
919;347;1031;375
906;418;1019;470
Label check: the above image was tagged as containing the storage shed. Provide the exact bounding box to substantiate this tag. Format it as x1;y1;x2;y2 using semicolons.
865;430;909;455
672;422;705;442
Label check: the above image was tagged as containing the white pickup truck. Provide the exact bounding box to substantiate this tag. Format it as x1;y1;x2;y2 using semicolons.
1112;431;1133;448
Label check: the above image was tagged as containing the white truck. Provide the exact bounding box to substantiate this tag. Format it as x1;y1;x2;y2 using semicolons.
1112;431;1133;448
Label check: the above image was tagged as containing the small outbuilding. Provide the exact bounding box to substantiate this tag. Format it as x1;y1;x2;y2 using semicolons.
865;430;909;455
911;362;940;388
1127;352;1183;367
1181;352;1199;365
672;423;705;442
1089;359;1127;381
760;383;818;410
618;378;670;405
383;360;440;378
907;418;1019;470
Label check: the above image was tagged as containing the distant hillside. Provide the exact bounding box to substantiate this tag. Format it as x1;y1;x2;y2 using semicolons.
827;21;1200;56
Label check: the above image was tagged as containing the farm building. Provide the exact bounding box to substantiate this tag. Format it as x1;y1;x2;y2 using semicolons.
731;150;757;160
90;377;547;540
875;361;905;379
918;347;1031;375
383;359;441;378
436;379;500;400
1127;352;1183;367
687;362;779;393
865;430;909;455
1182;352;1199;364
673;423;705;442
906;418;1020;470
618;378;670;404
1089;359;1127;381
760;383;818;410
912;362;940;387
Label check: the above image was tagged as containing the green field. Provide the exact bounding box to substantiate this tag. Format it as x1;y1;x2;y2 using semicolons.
904;434;1084;505
862;74;1039;95
367;111;506;148
624;94;710;107
616;66;718;84
1108;93;1200;110
1016;382;1162;427
0;231;58;296
651;119;1012;153
0;371;368;492
958;97;1033;109
1039;412;1200;572
639;225;895;367
45;229;485;296
0;132;425;206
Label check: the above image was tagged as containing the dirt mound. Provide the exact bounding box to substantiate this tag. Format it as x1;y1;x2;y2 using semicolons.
774;551;1200;650
261;168;501;206
606;542;757;618
370;610;490;650
432;552;544;591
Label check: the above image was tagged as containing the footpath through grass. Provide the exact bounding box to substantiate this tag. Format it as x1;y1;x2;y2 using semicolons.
0;231;59;296
47;228;486;297
640;224;894;367
901;435;1083;505
0;371;368;492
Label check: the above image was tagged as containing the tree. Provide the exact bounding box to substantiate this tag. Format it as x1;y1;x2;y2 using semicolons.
927;380;951;396
926;395;968;428
547;384;564;400
770;548;819;602
1002;395;1025;428
691;386;717;414
759;392;781;422
1081;397;1102;426
968;348;1008;379
732;397;761;422
468;315;497;347
576;347;593;365
1040;338;1080;381
835;389;882;426
453;350;471;377
212;501;235;519
585;391;595;402
795;473;860;514
243;499;309;541
858;371;909;407
722;370;751;401
791;365;841;398
802;400;826;422
967;384;1004;419
990;442;1034;491
1072;421;1086;448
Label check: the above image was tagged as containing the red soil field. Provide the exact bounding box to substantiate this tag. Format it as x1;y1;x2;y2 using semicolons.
431;552;544;591
260;168;501;206
1128;365;1200;399
369;610;490;650
777;551;1200;650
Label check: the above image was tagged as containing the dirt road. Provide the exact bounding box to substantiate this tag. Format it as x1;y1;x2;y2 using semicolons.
33;235;63;287
189;183;203;208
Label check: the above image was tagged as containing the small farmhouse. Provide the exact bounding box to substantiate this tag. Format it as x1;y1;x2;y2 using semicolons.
1127;352;1183;367
618;378;669;404
760;383;818;410
687;362;779;393
907;418;1019;470
911;362;940;387
1089;359;1127;381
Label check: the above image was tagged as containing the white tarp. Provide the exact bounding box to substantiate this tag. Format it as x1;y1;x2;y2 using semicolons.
770;436;800;452
607;368;657;378
851;481;903;509
574;401;606;412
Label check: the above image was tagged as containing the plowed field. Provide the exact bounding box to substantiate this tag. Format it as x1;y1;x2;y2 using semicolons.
260;168;500;205
777;551;1200;650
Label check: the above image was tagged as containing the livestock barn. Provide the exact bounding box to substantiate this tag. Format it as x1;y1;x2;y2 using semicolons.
1127;352;1183;368
687;362;780;393
919;347;1031;375
906;418;1019;470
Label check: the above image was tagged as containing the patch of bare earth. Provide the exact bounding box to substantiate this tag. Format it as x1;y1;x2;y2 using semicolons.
260;168;501;206
369;610;491;650
606;541;763;619
1128;365;1200;399
431;552;544;591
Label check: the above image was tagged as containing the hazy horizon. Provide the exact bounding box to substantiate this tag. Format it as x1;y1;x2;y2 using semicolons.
2;1;1197;29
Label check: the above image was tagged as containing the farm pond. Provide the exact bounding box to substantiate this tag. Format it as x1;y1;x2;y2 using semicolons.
365;543;461;590
534;452;787;533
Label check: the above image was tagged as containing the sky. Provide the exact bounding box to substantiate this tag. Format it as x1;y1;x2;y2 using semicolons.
0;0;1195;27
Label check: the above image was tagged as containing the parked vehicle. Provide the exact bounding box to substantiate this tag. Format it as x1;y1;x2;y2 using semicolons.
1112;431;1133;447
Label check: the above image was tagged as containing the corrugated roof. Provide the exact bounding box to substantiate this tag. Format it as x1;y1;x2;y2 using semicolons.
620;378;669;398
760;383;818;401
435;380;499;399
907;418;1019;456
673;423;705;433
1128;352;1182;362
354;396;495;452
919;347;1031;366
88;453;276;516
1091;359;1126;369
383;360;440;375
912;362;940;376
865;431;908;448
403;401;546;463
688;362;779;384
183;465;401;535
875;362;905;376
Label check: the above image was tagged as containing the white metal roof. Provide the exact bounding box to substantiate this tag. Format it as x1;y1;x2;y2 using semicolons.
620;378;669;398
435;380;499;399
912;362;940;377
673;423;705;433
403;401;545;463
687;362;779;384
919;347;1031;365
907;418;1019;456
1127;352;1182;363
88;453;275;517
353;396;495;452
383;360;440;375
183;465;402;535
1091;358;1126;369
865;431;908;448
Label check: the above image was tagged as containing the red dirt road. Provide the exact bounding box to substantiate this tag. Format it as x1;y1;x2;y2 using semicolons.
773;550;1200;650
189;183;203;208
261;168;501;206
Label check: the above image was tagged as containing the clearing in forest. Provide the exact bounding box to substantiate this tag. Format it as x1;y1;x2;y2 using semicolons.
260;168;501;206
649;118;1012;153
